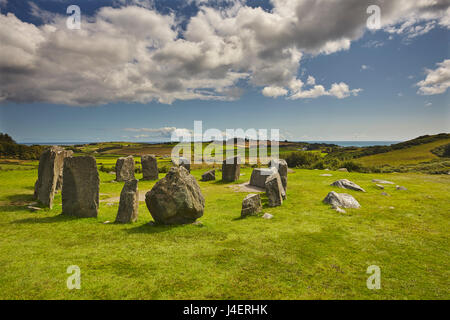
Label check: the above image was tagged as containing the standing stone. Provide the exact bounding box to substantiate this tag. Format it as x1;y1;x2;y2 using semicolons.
115;179;139;223
265;172;284;207
145;166;204;225
34;146;73;208
323;191;360;209
249;167;277;188
222;156;241;182
241;193;262;217
141;155;158;180
172;156;191;172
115;155;135;181
269;159;288;191
201;169;215;181
62;156;99;218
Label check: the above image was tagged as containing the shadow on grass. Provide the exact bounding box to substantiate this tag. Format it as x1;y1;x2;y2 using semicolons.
5;193;35;204
12;213;80;224
125;222;185;234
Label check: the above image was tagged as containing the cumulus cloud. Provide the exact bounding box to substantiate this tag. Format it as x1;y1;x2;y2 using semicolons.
262;86;288;98
416;59;450;95
124;127;191;138
0;0;449;105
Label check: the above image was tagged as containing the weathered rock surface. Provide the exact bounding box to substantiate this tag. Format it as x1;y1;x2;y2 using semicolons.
249;167;277;188
269;159;288;191
372;179;394;185
62;156;99;218
241;193;262;217
34;146;73;208
141;155;158;180
331;179;366;192
145;166;204;225
323;191;360;209
115;156;135;181
201;169;215;181
396;185;407;191
265;172;284;207
337;168;349;172
222;156;241;182
115;179;139;223
320;174;333;177
375;184;385;189
172;157;191;172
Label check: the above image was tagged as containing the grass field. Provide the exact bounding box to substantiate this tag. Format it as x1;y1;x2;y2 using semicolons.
356;139;450;167
0;159;449;299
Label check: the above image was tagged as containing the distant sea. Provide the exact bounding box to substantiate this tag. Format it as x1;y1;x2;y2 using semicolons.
302;141;401;147
20;141;401;147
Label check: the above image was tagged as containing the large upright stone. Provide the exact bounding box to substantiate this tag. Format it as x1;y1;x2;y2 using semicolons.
115;179;139;223
241;193;262;217
269;159;288;191
62;156;99;218
265;172;284;207
222;156;240;182
115;155;135;181
249;167;277;188
141;155;158;180
34;146;73;208
145;166;204;225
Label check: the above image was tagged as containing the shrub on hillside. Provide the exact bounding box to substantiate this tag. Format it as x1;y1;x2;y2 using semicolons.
284;151;321;168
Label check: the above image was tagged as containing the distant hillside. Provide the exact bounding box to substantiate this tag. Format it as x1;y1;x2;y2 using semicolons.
0;133;45;160
356;138;450;167
329;133;450;161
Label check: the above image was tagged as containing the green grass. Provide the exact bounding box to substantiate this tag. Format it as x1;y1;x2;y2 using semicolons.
356;139;450;166
0;161;449;299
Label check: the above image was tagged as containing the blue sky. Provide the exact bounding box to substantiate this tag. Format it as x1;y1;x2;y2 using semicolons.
0;0;449;142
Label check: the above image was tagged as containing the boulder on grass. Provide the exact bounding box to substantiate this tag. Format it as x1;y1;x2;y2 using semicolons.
222;156;241;182
337;168;349;172
323;191;360;209
34;146;73;208
115;179;139;223
145;166;204;225
241;193;262;217
201;169;215;181
268;159;288;191
265;172;285;207
249;167;277;188
141;155;158;180
115;155;135;181
331;179;366;192
62;156;99;218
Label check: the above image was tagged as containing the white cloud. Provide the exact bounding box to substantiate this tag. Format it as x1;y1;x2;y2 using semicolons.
416;59;450;95
262;86;288;98
361;64;370;71
425;102;432;107
0;1;448;105
306;76;316;86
